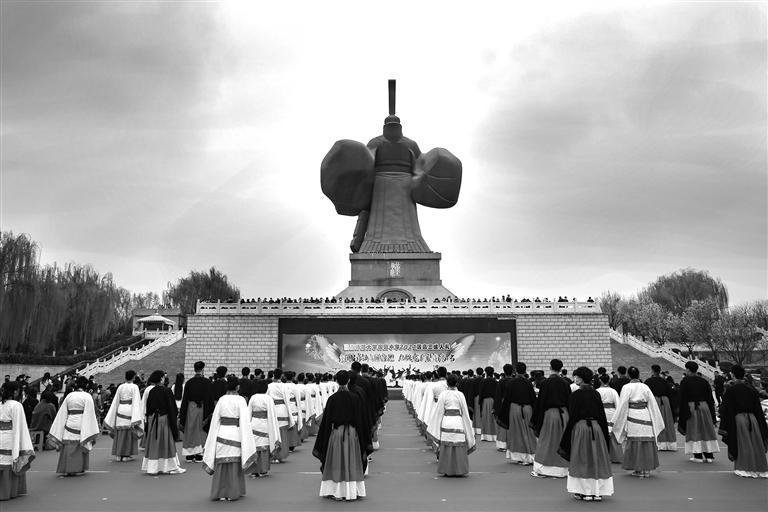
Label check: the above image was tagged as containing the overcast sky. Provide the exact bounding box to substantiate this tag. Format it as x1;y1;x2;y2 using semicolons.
1;1;765;305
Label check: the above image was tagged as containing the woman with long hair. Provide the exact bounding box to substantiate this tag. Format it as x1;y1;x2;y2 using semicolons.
142;371;186;475
0;382;35;501
171;373;185;410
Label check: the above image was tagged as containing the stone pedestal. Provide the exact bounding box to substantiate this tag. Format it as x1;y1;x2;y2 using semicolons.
336;252;455;300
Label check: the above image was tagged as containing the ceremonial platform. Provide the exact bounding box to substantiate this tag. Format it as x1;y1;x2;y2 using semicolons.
184;298;610;377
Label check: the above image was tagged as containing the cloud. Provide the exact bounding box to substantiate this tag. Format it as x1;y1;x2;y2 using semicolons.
463;3;766;302
1;2;764;305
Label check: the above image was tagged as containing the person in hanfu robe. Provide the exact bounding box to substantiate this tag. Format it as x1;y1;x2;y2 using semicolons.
296;375;314;442
0;382;35;501
247;380;280;477
48;377;100;476
283;373;304;450
426;374;475;476
678;361;720;463
312;371;370;501
203;376;257;501
644;365;677;451
304;374;321;436
596;374;623;464
29;393;56;447
497;362;537;465
179;361;213;463
470;368;484;434
103;370;143;461
718;365;768;478
267;369;294;462
418;369;449;442
142;371;185;475
613;367;664;478
494;365;514;451
531;359;571;478
559;367;613;502
478;367;498;442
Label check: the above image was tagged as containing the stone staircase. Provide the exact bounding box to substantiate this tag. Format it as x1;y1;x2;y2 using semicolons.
609;329;717;380
610;340;685;380
90;338;187;386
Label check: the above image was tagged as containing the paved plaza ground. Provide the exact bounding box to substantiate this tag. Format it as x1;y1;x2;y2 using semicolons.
6;400;767;512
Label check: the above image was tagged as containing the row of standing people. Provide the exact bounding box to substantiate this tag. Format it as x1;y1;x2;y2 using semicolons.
405;359;768;502
0;360;388;503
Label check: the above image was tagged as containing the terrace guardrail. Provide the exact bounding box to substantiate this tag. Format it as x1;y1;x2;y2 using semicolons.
79;329;185;377
196;299;602;316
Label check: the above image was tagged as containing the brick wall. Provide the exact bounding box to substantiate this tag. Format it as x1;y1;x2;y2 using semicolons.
515;314;611;373
184;316;279;375
184;313;610;376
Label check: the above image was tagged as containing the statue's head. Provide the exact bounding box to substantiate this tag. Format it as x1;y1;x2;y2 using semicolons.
383;115;402;141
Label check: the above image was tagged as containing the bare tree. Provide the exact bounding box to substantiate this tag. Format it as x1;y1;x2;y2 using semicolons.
713;305;762;366
598;291;623;330
682;299;721;360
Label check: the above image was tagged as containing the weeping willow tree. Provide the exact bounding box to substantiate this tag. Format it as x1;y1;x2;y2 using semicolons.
164;267;240;315
0;232;137;354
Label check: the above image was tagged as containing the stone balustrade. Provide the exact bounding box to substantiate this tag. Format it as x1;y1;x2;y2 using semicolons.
609;328;717;380
195;299;602;316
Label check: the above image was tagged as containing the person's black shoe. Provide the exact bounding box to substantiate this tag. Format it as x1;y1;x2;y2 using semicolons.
185;455;195;462
194;454;203;462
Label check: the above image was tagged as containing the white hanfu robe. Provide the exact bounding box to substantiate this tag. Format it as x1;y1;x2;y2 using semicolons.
49;391;100;474
103;382;143;457
203;394;257;500
426;389;475;476
247;394;281;475
613;381;664;472
0;399;34;501
267;382;294;461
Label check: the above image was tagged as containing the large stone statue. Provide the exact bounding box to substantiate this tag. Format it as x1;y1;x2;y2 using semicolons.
321;80;462;254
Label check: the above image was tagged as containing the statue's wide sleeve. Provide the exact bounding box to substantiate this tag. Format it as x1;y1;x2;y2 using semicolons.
412;147;462;208
320;139;375;216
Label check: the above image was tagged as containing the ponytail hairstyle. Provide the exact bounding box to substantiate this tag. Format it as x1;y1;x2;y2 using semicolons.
173;373;185;400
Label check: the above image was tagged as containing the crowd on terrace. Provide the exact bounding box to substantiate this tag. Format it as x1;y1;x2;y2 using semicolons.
202;295;597;305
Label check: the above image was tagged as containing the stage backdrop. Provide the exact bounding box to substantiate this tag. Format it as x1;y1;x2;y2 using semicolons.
279;317;516;373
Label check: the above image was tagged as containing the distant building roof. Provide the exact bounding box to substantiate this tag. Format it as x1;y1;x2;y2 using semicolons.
136;314;175;325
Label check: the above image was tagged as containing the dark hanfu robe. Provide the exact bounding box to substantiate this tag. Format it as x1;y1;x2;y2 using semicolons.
560;386;613;497
355;373;383;430
29;400;56;437
678;375;720;456
532;374;571;477
645;375;678;450
348;379;374;466
179;375;214;457
211;378;227;404
312;387;370;501
478;377;497;442
719;381;768;478
494;376;512;449
498;375;538;464
142;386;182;474
469;376;483;431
